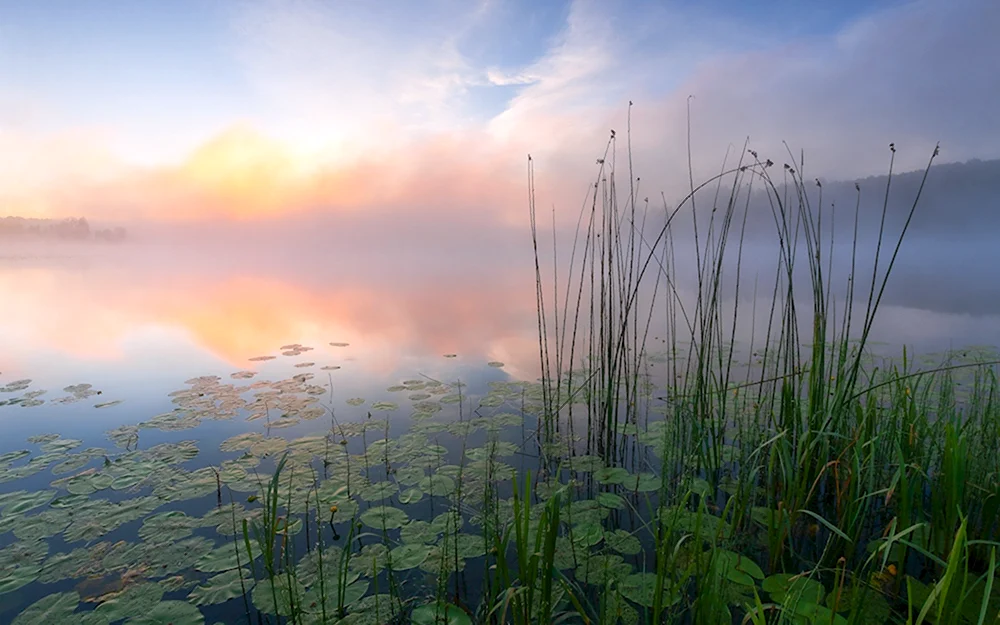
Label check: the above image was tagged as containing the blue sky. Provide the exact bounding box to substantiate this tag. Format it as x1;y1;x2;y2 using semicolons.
0;0;995;220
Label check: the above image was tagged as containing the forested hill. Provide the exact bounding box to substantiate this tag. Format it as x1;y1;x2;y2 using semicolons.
661;157;1000;242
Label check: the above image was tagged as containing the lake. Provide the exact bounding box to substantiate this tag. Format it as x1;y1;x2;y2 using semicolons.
3;196;1000;624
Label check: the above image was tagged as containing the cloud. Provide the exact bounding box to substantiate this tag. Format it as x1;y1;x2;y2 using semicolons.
486;70;538;87
3;0;996;228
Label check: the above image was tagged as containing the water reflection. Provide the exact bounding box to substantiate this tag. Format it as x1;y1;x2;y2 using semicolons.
0;243;543;384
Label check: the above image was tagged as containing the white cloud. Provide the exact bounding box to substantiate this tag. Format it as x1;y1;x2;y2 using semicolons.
485;0;999;199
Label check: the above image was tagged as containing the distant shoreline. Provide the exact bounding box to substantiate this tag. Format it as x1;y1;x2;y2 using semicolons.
0;216;127;243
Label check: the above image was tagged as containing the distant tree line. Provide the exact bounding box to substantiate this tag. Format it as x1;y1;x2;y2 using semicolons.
0;216;127;243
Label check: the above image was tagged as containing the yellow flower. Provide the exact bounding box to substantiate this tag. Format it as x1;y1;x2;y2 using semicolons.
329;505;338;514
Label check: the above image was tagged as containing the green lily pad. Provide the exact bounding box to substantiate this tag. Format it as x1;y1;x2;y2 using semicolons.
359;505;409;530
764;573;827;607
570;522;604;548
400;520;437;545
576;554;631;585
418;474;456;497
252;577;305;616
0;563;41;595
618;572;657;608
390;543;431;570
350;544;390;576
12;591;80;625
606;529;642;555
567;455;604;472
398;488;423;504
713;549;765;586
1;490;56;515
621;472;662;492
195;543;251;573
596;492;627;510
593;467;631;485
125;600;204;624
188;569;254;606
410;602;471;625
95;582;165;621
358;481;399;502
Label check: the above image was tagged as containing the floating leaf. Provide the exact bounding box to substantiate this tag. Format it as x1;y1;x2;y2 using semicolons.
487;361;504;368
346;398;365;406
1;489;55;515
0;563;41;595
94;582;165;621
606;529;642;555
11;590;80;625
621;473;662;493
713;549;764;586
188;569;254;606
570;522;604;548
194;543;251;573
398;488;423;504
411;602;471;625
764;574;826;607
418;474;455;497
567;455;604;472
125;600;205;624
400;520;437;545
593;467;630;485
252;577;305;616
359;481;399;502
576;554;630;585
390;544;431;570
359;506;409;530
596;492;627;510
350;544;389;576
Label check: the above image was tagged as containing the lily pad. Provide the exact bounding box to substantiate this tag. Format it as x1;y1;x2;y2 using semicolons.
359;506;409;530
252;577;305;616
713;549;765;586
390;543;431;570
1;489;55;515
411;602;471;625
593;467;631;484
95;582;165;621
398;488;423;504
606;529;642;555
125;600;205;624
358;481;399;502
418;474;456;497
188;569;254;606
12;591;80;625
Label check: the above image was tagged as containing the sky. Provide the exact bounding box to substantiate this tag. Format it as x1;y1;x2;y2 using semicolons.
0;0;997;226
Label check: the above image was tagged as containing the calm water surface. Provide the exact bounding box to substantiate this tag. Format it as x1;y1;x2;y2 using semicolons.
1;238;999;623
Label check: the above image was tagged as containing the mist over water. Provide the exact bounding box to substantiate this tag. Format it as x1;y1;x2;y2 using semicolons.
3;160;999;401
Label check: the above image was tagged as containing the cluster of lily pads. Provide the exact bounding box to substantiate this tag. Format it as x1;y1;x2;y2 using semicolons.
4;339;1000;624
